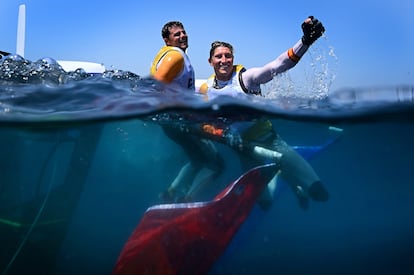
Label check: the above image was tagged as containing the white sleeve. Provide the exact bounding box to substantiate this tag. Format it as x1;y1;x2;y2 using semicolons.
241;39;309;92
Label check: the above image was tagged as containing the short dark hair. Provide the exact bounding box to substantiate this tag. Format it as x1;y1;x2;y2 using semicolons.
209;41;234;59
161;21;184;39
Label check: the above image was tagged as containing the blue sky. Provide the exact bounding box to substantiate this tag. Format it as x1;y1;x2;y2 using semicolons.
1;0;413;91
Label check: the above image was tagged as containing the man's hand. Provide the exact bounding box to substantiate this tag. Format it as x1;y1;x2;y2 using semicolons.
301;16;325;46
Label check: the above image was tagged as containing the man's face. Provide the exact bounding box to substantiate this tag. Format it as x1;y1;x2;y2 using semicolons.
164;26;188;51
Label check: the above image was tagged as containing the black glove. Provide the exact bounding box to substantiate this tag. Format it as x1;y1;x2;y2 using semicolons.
301;16;325;46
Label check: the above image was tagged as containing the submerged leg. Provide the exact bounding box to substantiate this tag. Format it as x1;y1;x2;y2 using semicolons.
185;162;224;201
159;161;200;203
257;172;280;210
271;137;329;209
160;134;225;203
239;147;282;210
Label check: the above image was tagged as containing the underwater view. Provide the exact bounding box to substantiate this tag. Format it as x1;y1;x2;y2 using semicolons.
0;54;413;275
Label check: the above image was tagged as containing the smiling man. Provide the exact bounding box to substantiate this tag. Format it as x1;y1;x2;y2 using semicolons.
150;21;225;204
198;16;329;209
150;21;194;90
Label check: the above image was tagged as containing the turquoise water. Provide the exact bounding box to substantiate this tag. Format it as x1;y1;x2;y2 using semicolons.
1;56;414;274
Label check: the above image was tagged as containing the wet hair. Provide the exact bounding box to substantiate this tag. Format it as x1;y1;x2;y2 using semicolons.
209;41;234;59
161;21;184;39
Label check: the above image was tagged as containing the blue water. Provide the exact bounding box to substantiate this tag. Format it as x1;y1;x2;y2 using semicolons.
1;55;414;275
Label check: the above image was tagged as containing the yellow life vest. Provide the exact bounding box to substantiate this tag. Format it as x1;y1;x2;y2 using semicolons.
150;46;174;75
150;46;195;90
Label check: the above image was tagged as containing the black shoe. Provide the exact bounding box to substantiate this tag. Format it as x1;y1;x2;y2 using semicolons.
308;181;329;202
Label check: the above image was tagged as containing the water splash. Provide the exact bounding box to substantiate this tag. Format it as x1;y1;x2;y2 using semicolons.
263;36;339;101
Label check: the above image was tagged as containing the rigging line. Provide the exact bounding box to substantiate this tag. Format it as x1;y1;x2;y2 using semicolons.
2;138;60;275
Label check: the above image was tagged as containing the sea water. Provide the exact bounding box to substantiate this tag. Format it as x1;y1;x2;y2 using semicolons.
0;55;414;274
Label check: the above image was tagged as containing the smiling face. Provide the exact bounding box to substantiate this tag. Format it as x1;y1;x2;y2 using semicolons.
209;46;234;81
164;25;188;51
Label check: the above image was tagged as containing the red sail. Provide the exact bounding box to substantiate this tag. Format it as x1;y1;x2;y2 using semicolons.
113;163;277;275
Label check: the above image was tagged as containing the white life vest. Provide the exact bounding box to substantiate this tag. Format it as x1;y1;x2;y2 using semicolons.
199;65;249;100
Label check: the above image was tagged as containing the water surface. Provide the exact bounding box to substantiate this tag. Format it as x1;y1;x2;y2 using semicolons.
1;56;413;274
